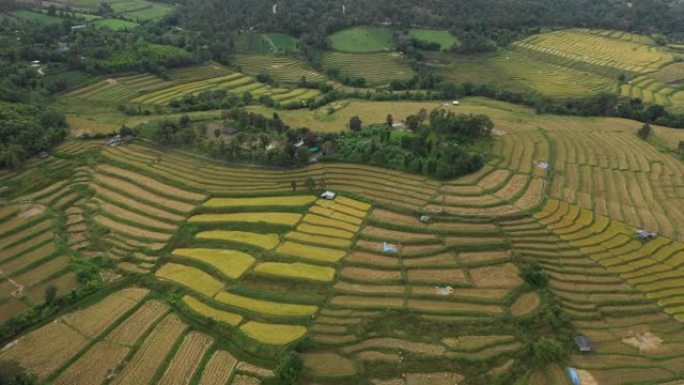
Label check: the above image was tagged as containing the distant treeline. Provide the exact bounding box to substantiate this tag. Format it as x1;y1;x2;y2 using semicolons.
180;0;684;49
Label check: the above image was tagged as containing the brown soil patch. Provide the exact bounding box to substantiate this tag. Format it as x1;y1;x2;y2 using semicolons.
402;244;445;256
493;174;529;200
406;268;467;284
342;337;446;355
577;369;599;385
334;281;405;295
356;351;401;362
510;292;540;316
403;253;457;267
330;295;403;309
105;78;118;85
622;332;662;352
302;352;356;376
406;372;464;385
444;236;504;246
18;205;46;218
469;263;522;288
362;226;435;242
407;299;503;315
478;169;511;189
432;222;498;231
370;209;422;226
341;267;402;281
458;250;509;264
313;334;357;344
346;251;400;267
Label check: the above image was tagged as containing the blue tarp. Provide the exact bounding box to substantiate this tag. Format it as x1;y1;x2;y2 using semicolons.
383;242;398;254
567;367;580;385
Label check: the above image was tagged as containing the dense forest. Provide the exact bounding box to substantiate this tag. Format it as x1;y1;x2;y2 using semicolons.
181;0;684;47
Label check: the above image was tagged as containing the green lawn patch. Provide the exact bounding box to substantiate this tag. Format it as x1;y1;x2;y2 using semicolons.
409;29;458;50
10;11;62;25
329;26;395;53
94;18;141;31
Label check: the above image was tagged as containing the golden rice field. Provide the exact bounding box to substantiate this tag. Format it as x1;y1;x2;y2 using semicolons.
7;79;684;384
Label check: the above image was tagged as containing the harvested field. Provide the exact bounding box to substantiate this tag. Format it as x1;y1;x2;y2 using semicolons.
189;212;302;226
345;251;400;267
94;174;196;212
94;215;172;241
458;250;510;264
203;195;315;207
214;291;318;316
276;241;347;263
171;248;255;279
254;262;336;282
330;295;403;308
240;321;307;345
334;281;405;295
510;292;541;316
198;350;238;385
407;299;503;315
370;209;423;226
361;226;436;242
62;287;149;338
183;295;243;325
110;314;188;385
442;335;516;351
405;372;464;385
196;230;280;249
406;268;468;284
54;341;129;385
403;253;458;267
232;374;262;385
97;164;206;201
158;332;213;385
106;300;169;345
155;263;225;296
342;337;446;355
0;321;89;380
469;263;523;288
341;266;402;281
302;352;357;376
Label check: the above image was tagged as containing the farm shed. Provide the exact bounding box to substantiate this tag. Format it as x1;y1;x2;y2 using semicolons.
573;336;592;353
635;229;657;240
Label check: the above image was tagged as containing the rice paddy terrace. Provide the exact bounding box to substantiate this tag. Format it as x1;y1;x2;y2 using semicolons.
62;63;323;108
2;100;684;385
435;28;684;106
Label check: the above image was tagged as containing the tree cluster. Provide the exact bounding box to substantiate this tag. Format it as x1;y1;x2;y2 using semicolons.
324;109;490;179
0;101;67;169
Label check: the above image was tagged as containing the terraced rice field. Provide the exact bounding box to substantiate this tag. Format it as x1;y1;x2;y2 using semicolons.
512;29;673;74
234;54;326;84
63;62;322;108
322;52;415;86
5;119;684;384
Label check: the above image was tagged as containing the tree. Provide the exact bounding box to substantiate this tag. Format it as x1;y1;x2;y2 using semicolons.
295;146;310;164
637;123;652;140
679;141;684;154
386;114;394;128
213;128;221;138
349;116;362;131
521;264;549;288
44;285;57;304
0;360;35;385
291;180;297;191
305;177;316;192
264;351;301;385
530;337;567;367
